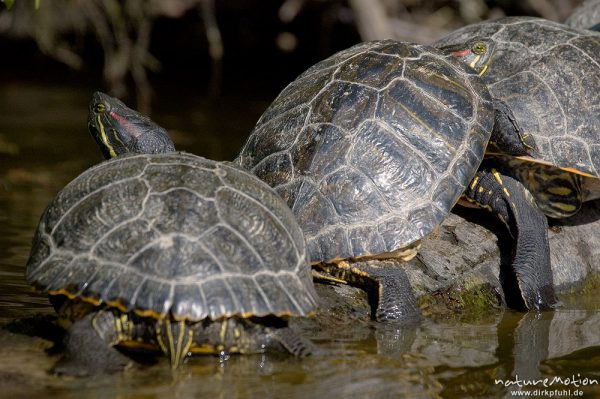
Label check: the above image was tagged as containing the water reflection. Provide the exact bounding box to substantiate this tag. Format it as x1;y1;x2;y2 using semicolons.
427;310;600;397
5;307;599;398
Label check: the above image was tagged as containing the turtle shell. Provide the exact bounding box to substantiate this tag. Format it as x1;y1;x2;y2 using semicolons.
236;40;494;263
26;153;317;321
435;17;600;177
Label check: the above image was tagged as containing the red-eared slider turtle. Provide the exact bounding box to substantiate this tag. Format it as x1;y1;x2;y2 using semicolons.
26;95;318;376
436;17;600;229
235;40;556;319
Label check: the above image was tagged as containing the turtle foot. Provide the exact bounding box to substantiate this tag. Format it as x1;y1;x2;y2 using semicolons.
356;261;422;323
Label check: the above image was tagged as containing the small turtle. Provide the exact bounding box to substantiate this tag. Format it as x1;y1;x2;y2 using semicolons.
436;17;600;226
26;94;318;376
235;40;555;320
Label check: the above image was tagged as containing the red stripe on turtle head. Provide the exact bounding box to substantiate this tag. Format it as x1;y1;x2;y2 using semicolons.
451;49;471;57
110;111;141;138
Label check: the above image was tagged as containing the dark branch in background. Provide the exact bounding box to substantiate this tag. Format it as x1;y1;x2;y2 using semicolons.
349;0;394;40
0;0;584;112
199;0;223;97
0;0;208;113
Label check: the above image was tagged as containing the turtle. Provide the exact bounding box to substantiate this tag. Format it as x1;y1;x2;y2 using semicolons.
234;39;556;320
435;17;600;230
25;94;318;376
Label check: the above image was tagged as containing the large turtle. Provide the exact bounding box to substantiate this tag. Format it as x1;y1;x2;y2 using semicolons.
26;93;318;376
235;40;556;320
436;17;600;231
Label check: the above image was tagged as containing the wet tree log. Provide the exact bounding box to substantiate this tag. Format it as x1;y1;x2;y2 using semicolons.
409;200;600;315
310;200;600;319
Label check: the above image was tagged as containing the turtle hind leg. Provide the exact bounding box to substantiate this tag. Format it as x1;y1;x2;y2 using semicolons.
53;311;130;376
490;98;536;156
517;161;583;219
464;169;557;310
324;261;421;323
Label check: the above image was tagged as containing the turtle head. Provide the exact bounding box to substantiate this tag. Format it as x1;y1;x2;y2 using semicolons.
88;92;176;159
441;38;496;77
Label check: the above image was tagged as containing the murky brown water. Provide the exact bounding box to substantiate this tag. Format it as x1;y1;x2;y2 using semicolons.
1;85;599;399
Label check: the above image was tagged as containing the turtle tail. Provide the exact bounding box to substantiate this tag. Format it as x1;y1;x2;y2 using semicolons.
156;318;194;369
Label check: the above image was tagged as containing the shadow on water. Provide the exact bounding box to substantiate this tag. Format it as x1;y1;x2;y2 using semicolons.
1;85;600;398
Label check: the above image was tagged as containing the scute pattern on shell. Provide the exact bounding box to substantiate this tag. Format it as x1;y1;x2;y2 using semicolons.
435;17;600;177
236;40;494;263
26;153;317;321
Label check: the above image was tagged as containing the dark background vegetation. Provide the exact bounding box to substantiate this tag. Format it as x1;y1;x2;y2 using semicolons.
0;0;586;160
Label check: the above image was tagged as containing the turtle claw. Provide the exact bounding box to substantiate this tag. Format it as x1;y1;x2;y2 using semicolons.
525;291;557;311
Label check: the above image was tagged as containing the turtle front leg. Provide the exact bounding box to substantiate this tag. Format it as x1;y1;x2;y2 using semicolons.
363;262;421;322
490;98;536;156
319;261;422;323
53;311;131;376
464;168;557;310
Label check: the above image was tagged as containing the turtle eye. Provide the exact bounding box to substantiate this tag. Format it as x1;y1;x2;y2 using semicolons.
472;42;487;55
94;103;106;114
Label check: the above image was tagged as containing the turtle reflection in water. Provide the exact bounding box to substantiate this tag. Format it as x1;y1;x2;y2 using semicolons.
235;39;556;320
25;93;318;376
